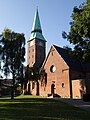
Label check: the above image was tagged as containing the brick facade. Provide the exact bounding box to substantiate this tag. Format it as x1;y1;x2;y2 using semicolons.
29;45;90;99
27;39;46;68
40;46;71;98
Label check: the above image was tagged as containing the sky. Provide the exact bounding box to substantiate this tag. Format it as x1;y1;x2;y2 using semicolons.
0;0;85;66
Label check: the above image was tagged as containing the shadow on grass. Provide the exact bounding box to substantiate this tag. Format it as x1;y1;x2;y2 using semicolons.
0;96;90;120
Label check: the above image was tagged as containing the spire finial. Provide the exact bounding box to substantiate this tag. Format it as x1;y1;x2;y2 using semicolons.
31;7;41;32
36;6;38;10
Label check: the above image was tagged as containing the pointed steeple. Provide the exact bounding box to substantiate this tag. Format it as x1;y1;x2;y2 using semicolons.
30;8;45;41
31;8;42;33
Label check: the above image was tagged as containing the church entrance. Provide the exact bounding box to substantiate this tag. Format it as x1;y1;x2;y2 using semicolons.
51;83;55;95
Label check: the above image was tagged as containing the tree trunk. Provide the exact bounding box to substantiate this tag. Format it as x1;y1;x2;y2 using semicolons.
11;86;14;100
11;72;15;100
36;81;39;95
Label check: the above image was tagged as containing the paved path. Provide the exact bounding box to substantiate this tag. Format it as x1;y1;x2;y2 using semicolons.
53;98;90;112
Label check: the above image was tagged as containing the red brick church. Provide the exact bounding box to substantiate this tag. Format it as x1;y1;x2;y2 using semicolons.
27;9;90;99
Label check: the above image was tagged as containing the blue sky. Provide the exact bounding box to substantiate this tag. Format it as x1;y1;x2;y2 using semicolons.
0;0;85;65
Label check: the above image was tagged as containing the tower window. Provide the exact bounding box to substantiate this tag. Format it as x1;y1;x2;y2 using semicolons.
32;55;34;58
32;49;34;52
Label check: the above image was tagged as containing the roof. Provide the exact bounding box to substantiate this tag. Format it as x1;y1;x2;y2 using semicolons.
41;44;90;72
82;63;90;72
53;45;83;71
30;9;45;41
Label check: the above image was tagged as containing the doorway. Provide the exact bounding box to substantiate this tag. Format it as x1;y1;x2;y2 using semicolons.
51;83;55;95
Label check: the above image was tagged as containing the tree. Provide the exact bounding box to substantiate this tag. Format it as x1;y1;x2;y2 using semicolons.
24;65;40;95
25;65;40;81
62;0;90;62
0;28;25;99
40;69;47;87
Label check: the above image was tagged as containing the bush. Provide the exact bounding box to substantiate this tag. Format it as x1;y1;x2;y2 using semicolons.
83;94;90;102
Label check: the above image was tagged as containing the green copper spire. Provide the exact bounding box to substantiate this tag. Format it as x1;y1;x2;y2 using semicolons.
30;9;45;41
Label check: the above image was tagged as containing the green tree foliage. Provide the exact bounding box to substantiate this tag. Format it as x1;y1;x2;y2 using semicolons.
25;65;40;82
62;0;90;62
24;65;41;95
0;28;25;99
40;69;47;87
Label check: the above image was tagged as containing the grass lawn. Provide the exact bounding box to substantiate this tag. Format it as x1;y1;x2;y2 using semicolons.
0;95;90;120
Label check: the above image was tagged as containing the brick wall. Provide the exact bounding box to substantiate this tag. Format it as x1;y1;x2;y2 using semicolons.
72;79;86;99
27;39;46;68
39;46;71;98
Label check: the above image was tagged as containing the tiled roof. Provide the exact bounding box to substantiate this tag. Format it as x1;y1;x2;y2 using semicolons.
53;45;83;71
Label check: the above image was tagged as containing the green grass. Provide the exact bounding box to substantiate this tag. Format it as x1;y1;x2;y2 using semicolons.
0;95;90;120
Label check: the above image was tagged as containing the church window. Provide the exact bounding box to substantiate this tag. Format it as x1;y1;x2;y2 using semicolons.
32;55;34;58
62;83;64;88
50;65;56;73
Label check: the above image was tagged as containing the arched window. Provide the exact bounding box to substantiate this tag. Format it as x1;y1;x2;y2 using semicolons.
62;83;64;88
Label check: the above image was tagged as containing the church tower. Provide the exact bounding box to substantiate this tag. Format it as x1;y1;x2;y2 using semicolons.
28;9;46;68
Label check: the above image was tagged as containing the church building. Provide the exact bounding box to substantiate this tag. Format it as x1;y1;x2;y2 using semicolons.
27;9;90;99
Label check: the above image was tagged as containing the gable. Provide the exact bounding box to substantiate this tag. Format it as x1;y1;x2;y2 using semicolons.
41;45;83;72
41;45;69;73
